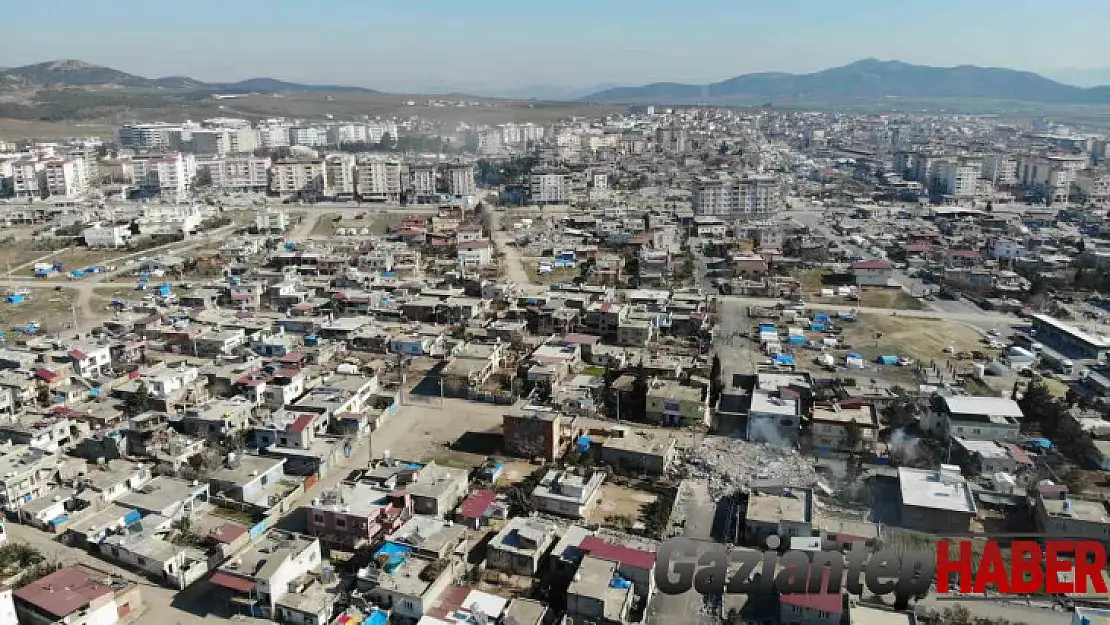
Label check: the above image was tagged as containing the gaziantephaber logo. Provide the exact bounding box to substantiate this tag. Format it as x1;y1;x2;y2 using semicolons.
655;535;1109;602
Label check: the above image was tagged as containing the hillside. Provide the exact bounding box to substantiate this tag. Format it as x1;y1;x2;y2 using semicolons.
582;59;1110;105
0;59;378;94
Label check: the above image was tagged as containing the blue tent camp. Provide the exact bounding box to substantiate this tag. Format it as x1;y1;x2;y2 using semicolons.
758;323;776;332
787;335;806;345
814;313;831;323
774;354;795;366
809;323;825;332
876;355;899;365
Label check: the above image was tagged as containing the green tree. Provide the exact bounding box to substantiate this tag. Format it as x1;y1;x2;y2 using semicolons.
844;420;863;454
125;382;151;416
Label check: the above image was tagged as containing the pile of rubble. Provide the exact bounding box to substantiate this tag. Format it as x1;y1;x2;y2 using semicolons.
681;437;818;500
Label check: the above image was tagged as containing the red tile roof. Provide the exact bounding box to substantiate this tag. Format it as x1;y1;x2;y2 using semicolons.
34;368;60;383
458;489;497;519
68;350;87;361
210;571;256;593
579;536;656;571
14;567;114;618
289;414;314;433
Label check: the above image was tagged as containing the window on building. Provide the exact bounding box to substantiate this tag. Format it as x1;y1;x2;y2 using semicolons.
137;557;146;566
313;512;324;524
336;517;347;528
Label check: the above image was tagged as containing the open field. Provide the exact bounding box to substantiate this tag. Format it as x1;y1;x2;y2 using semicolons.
0;289;77;332
524;262;577;285
0;118;115;140
840;314;984;364
588;483;658;529
313;215;401;238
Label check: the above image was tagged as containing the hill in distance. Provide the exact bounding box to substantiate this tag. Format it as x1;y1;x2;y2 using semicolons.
0;59;378;94
582;59;1110;105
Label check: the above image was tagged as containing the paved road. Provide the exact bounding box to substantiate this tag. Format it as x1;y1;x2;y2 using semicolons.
649;480;719;625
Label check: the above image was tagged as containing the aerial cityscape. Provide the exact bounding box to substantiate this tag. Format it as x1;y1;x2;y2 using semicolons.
2;5;1110;625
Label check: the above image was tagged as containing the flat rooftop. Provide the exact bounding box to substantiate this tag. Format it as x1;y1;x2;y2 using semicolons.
811;405;876;426
898;467;976;514
747;491;808;524
942;396;1024;419
1041;497;1110;523
117;476;206;514
749;391;797;417
312;481;394;518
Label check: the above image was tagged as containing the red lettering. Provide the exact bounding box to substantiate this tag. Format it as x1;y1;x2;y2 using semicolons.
1044;542;1072;594
1008;541;1043;594
972;541;1010;594
936;540;973;594
1073;541;1108;595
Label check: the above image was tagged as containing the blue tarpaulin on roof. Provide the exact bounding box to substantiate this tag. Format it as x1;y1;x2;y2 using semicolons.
124;509;141;525
577;436;591;452
49;514;69;526
363;610;388;625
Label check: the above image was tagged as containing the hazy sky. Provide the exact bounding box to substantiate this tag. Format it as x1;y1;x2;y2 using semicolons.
4;0;1110;91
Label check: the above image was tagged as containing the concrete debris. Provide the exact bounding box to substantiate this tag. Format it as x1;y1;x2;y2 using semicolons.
681;436;818;500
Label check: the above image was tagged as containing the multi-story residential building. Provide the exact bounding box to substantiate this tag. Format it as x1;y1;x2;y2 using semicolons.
190;129;230;157
356;158;405;202
325;154;356;198
692;174;783;221
10;159;43;198
258;121;292;148
1018;154;1087;203
270;159;328;198
408;164;438;202
42;158;87;197
208;531;323;620
82;223;133;248
135;203;205;236
328;124;369;146
531;469;605;518
288;126;328;147
203;156;271;192
131;152;195;198
255;207;288;233
981;153;1018;186
1075;170;1110;206
118;122;183;151
443;163;476;196
227;128;260;154
531;169;569;204
937;158;980;198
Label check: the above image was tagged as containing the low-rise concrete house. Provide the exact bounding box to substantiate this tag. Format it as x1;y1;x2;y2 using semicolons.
208;531;323;620
487;516;558;576
13;566;143;625
503;407;563;461
180;397;253;439
387;515;467;561
358;542;462;623
926;395;1023;442
99;518;209;589
565;555;634;625
809;403;879;453
532;469;605;518
1034;484;1110;544
116;476;209;519
645;380;707;427
0;445;60;509
208;454;287;507
744;489;818;545
307;480;411;548
850;259;893;286
897;465;977;533
598;430;676;475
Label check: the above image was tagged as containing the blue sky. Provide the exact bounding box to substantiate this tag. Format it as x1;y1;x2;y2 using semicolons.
4;0;1110;91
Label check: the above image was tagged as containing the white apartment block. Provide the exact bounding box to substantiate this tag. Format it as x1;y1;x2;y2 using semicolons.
939;159;980;198
255;208;288;233
203;156;271;192
82;223;133;248
10;160;44;198
270;159;328;197
692;174;783;221
325;154;356;197
203;117;252;130
478;130;503;155
531;171;569;204
409;164;438;200
135;204;205;236
329;124;368;145
119;122;183;151
258;123;292;148
43;158;87;197
444;163;476;196
288;126;328;147
131;152;195;198
1018;154;1087;203
227;128;260;154
356;158;405;201
366;121;398;144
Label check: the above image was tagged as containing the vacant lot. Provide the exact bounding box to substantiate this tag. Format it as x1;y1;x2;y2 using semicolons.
525;262;577;285
839;314;983;363
0;289;77;333
0;118;115;140
589;483;659;531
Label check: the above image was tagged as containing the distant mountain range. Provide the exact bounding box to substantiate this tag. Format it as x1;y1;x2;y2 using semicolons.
581;59;1110;105
0;59;378;94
